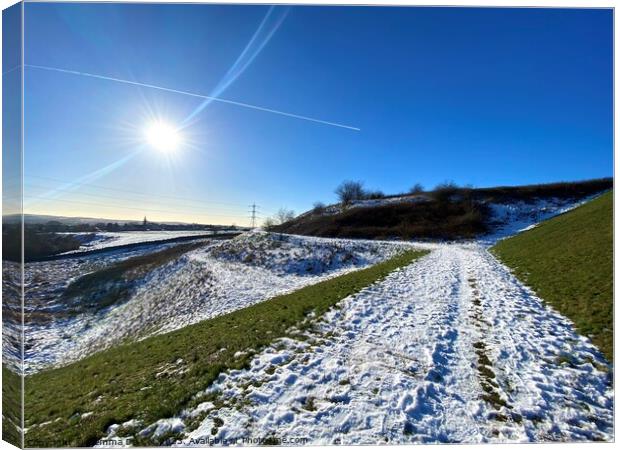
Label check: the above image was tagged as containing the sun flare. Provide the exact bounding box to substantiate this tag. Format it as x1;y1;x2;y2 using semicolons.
144;121;182;153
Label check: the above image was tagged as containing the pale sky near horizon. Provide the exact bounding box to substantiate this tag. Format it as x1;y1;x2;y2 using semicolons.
11;4;613;225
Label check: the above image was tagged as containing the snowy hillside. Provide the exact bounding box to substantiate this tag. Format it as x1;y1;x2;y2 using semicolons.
208;231;404;274
483;196;596;243
23;232;410;373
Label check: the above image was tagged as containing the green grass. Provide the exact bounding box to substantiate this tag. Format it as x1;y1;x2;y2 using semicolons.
2;365;22;448
24;249;427;447
492;191;612;361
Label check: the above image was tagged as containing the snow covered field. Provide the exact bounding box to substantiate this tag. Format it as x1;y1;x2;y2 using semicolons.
59;230;237;254
23;233;409;372
103;243;611;445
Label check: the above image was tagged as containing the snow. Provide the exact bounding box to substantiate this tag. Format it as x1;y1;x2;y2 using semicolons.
482;196;596;244
299;195;430;217
2;260;22;373
22;232;409;373
141;418;185;439
347;195;430;210
59;230;237;254
126;243;612;444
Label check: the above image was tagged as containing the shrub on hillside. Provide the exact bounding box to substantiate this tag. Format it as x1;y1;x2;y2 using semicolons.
365;190;385;200
432;181;460;203
335;180;366;206
312;202;326;214
262;217;276;230
409;183;424;194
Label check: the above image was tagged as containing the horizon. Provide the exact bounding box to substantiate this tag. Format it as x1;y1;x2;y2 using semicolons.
6;175;612;227
11;4;613;225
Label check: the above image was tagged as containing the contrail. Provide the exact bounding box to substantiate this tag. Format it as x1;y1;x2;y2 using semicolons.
183;6;290;124
26;64;361;131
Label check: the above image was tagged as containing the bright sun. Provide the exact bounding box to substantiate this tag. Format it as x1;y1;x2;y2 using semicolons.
144;121;182;153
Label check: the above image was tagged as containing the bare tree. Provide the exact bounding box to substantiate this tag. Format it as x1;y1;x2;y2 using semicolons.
275;208;295;225
335;180;365;206
262;217;276;230
409;183;424;194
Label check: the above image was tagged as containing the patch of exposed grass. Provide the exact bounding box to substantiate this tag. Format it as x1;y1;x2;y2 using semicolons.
492;191;613;361
24;249;427;447
58;242;204;317
3;226;81;262
302;396;317;412
2;365;22;447
473;341;505;410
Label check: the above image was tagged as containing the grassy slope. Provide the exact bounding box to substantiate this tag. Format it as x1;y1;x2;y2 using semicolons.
25;249;428;447
492;191;612;361
2;365;22;447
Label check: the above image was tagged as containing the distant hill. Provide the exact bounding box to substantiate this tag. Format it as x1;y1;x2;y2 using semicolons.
273;178;612;240
2;214;248;262
492;191;613;361
3;214;185;226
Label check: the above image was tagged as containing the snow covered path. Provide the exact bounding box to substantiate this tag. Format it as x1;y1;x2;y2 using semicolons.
169;244;613;444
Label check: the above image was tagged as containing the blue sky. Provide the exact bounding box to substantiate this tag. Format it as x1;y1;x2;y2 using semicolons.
22;4;613;225
3;2;22;217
